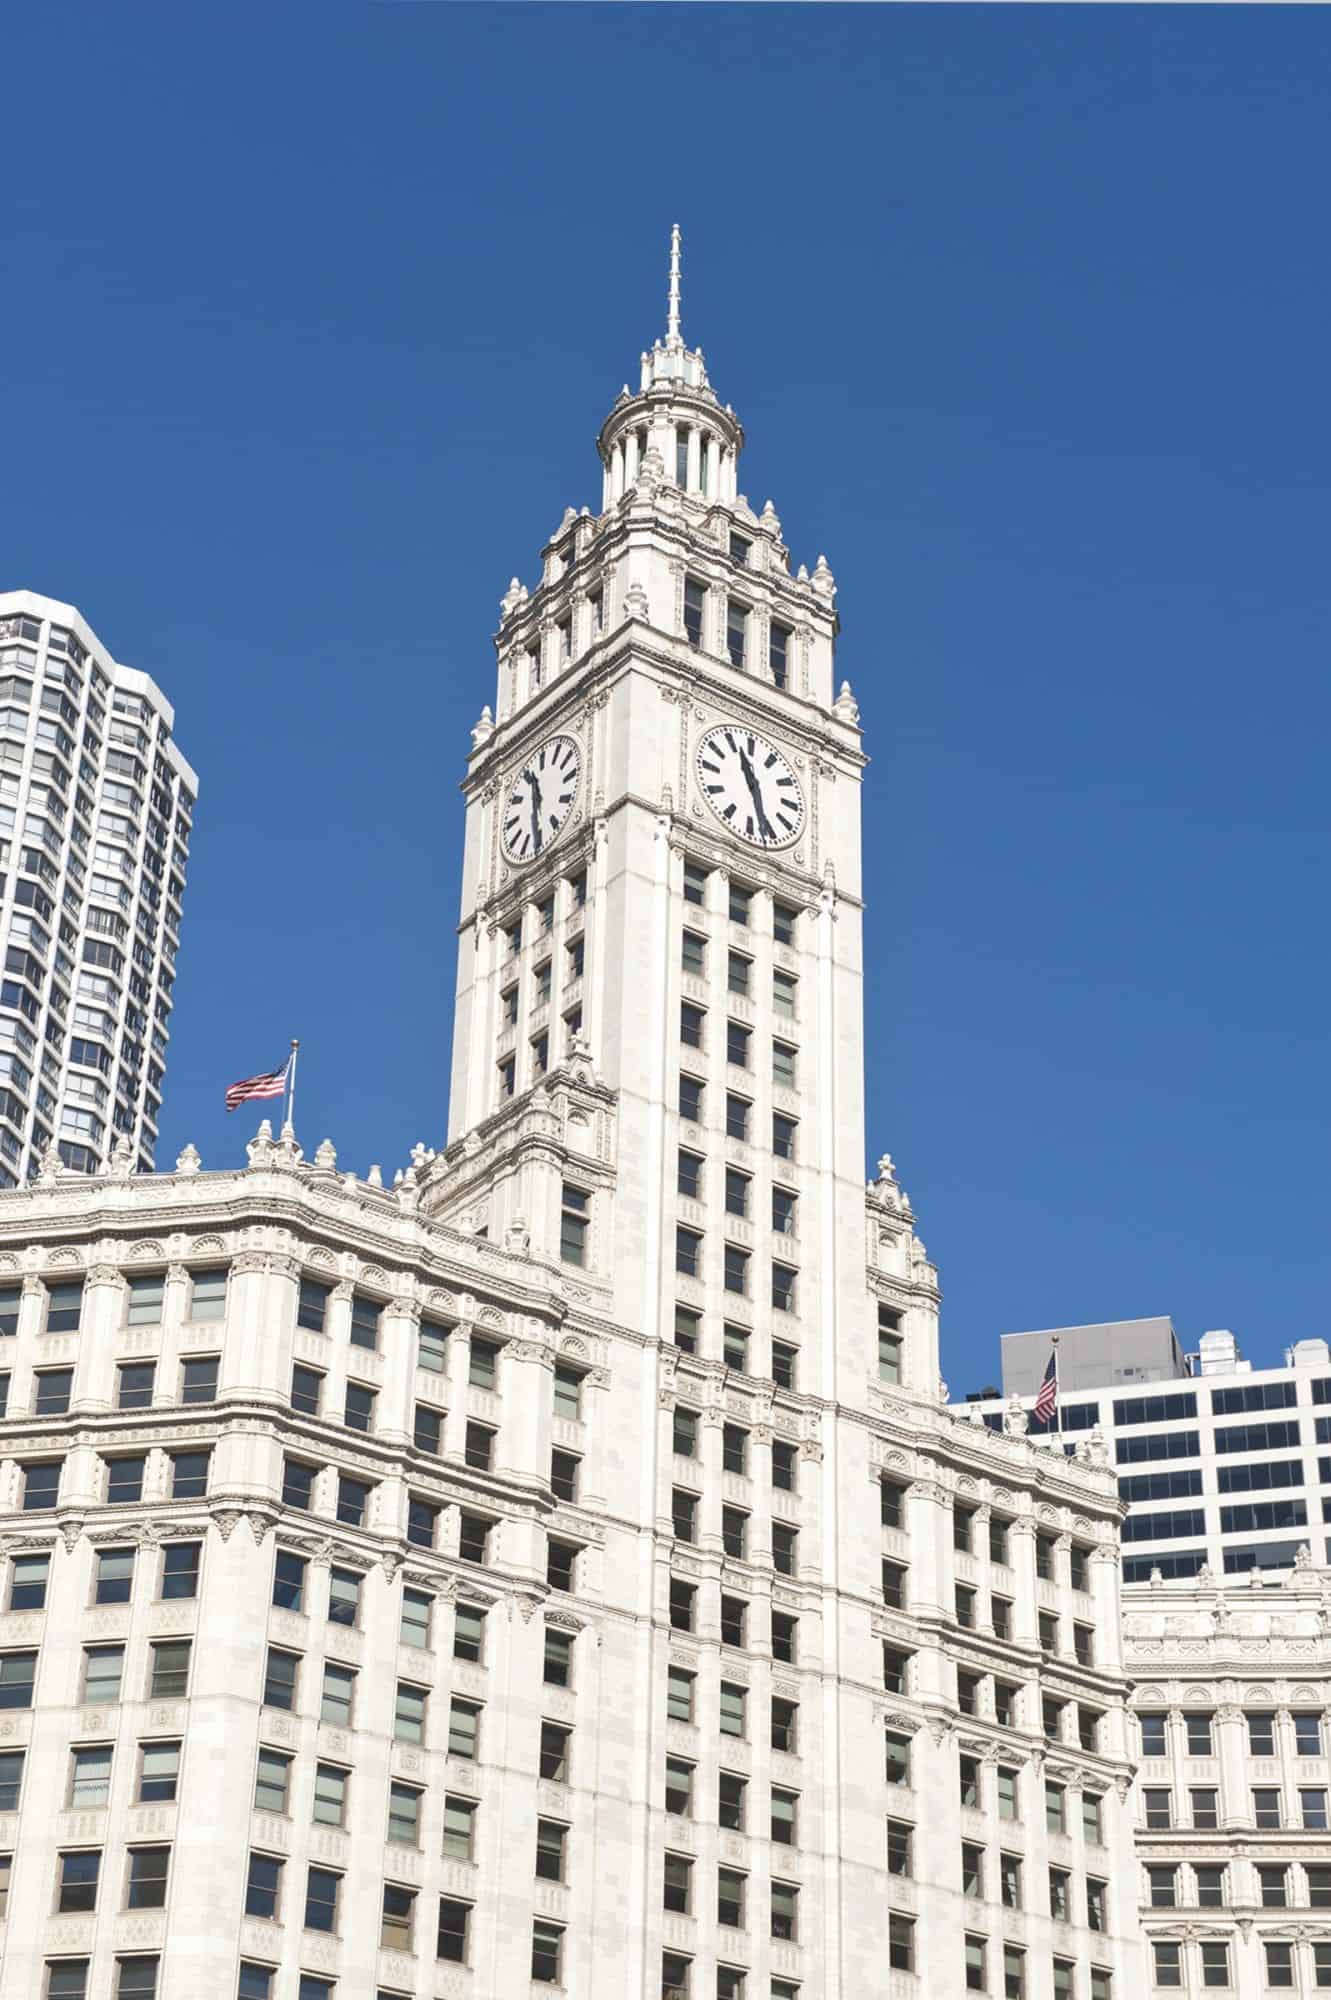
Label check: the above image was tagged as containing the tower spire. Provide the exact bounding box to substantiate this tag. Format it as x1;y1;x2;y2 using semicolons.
666;223;682;349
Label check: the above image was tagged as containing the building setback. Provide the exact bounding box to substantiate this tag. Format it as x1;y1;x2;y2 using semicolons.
1123;1564;1331;1995
0;592;195;1181
963;1324;1331;1583
0;242;1143;1999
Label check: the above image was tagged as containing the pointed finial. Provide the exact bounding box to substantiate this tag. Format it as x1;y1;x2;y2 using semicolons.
666;224;682;347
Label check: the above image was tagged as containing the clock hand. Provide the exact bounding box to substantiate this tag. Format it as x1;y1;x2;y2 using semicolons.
736;749;776;842
527;770;544;853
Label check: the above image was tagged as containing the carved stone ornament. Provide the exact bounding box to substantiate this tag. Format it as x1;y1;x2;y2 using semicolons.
57;1514;86;1553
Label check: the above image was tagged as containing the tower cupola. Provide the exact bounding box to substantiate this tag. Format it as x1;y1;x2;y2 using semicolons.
597;225;744;509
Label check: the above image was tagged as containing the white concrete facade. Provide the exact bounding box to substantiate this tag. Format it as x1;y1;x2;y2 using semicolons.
0;591;196;1182
1124;1566;1331;1995
0;241;1144;2000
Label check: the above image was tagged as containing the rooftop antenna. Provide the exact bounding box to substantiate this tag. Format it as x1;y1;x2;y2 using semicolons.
666;223;682;347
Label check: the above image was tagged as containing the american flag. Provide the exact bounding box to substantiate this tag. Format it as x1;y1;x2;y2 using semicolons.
1033;1347;1059;1425
225;1057;291;1113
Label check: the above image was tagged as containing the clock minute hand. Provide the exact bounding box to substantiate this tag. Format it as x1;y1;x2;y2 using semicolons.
527;769;543;852
736;749;776;842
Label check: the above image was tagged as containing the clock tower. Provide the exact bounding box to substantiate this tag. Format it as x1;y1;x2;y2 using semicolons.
428;234;1139;1999
443;227;922;1402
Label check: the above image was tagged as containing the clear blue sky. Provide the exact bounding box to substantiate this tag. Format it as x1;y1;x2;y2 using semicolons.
5;5;1330;1390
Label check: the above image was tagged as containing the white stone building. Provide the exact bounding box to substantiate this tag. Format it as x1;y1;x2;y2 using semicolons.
0;591;196;1182
0;237;1144;2000
1124;1565;1331;1995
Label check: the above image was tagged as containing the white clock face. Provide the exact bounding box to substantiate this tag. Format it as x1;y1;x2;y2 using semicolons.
696;725;805;848
501;735;581;864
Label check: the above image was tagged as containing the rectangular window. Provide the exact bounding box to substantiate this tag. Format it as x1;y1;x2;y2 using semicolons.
886;1817;912;1876
1294;1711;1324;1756
719;1682;746;1739
680;1001;705;1049
392;1682;427;1746
683;579;705;649
328;1566;361;1628
84;1646;124;1706
171;1452;209;1501
106;1455;146;1505
187;1268;226;1321
672;1406;698;1457
727;1020;750;1069
297;1279;330;1332
57;1849;101;1913
887;1912;912;1971
670;1580;696;1632
437;1895;472;1963
682;861;709;907
262;1648;298;1711
126;1846;169;1909
412;1403;442;1456
95;1547;134;1606
447;1696;479;1760
675;1226;702;1278
1152;1945;1182;1990
418;1319;450;1373
442;1794;475;1859
767;1112;799;1160
244;1852;282;1922
321;1662;355;1727
555;1184;587;1264
303;1864;340;1933
271;1549;306;1613
1248;1710;1277;1755
882;1560;907;1609
35;1367;73;1415
723;1245;749;1295
1258;1865;1288;1908
0;1651;36;1710
348;1293;380;1351
116;1361;155;1410
1200;1944;1230;1986
463;1420;494;1471
667;1666;695;1724
343;1381;376;1433
965;1938;987;1993
885;1732;910;1787
291;1365;323;1416
469;1334;499;1388
253;1749;291;1814
677;1149;703;1200
126;1276;164;1327
312;1763;347;1827
878;1306;903;1382
772;1262;797;1312
336;1475;371;1528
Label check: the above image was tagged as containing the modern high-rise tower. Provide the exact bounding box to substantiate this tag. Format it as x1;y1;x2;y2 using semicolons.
0;591;196;1181
0;242;1142;2000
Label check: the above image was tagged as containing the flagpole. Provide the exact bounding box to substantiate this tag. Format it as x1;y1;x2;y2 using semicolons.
285;1039;299;1130
1052;1333;1061;1448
